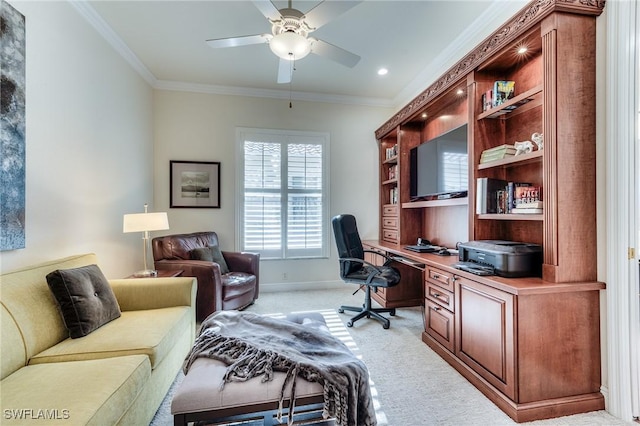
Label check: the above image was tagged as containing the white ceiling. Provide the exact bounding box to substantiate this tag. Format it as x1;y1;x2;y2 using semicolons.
82;0;529;107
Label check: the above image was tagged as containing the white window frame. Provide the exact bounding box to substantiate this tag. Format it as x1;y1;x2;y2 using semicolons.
235;127;330;260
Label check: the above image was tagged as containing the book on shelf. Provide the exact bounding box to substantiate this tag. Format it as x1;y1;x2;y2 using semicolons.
480;151;516;163
507;182;532;213
479;145;517;163
514;186;541;206
389;187;398;204
388;164;398;180
385;145;398;160
476;177;508;214
482;144;517;155
492;80;515;107
511;207;543;214
515;200;543;209
481;89;492;112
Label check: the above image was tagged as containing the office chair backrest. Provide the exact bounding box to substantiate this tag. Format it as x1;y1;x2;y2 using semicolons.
332;214;365;276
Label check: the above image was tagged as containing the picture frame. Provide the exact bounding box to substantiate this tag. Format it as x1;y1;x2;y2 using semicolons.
170;161;220;208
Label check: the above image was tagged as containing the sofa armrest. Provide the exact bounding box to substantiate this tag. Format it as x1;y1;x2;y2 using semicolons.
109;277;197;312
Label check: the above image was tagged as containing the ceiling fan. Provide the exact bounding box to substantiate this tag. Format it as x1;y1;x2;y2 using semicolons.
206;0;362;84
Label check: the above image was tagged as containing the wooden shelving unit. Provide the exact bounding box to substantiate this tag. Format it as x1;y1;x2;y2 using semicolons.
373;0;605;422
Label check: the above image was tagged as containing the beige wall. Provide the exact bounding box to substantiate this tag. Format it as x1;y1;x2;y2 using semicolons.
0;1;154;277
153;90;392;287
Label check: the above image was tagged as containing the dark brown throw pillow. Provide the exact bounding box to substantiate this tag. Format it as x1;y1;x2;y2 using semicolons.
190;245;229;274
46;264;121;338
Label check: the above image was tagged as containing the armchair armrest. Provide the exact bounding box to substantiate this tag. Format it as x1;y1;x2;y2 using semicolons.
223;251;260;299
155;259;224;313
223;251;259;275
109;277;196;312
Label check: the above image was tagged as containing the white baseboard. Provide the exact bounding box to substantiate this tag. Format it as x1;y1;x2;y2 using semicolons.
601;384;610;410
260;280;343;293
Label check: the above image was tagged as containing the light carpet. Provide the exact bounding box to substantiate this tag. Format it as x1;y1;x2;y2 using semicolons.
152;287;633;426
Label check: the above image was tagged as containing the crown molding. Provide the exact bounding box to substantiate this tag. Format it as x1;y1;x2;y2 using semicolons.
70;0;392;107
155;80;394;108
68;0;157;86
376;0;606;139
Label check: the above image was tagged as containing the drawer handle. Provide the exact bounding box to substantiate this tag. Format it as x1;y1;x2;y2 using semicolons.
432;306;441;311
433;273;440;279
433;292;441;298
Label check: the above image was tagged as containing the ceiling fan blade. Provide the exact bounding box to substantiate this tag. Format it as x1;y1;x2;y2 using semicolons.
303;1;362;30
252;0;282;21
311;39;360;68
277;58;293;84
206;34;271;49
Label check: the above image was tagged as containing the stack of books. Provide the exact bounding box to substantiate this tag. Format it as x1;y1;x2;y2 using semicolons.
512;186;542;214
480;144;516;164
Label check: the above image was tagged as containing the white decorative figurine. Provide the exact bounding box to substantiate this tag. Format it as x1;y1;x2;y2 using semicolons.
514;140;534;155
531;132;543;150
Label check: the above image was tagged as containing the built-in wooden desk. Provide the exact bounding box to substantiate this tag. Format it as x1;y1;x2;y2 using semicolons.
362;239;605;423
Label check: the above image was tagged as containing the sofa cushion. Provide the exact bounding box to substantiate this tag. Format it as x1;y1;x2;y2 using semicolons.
190;245;229;274
29;306;191;369
0;355;150;425
46;264;121;338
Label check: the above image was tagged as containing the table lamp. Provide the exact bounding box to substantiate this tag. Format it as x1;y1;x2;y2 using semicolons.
123;204;169;277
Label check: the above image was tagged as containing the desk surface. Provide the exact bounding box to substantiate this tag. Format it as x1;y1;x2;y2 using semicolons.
362;240;605;296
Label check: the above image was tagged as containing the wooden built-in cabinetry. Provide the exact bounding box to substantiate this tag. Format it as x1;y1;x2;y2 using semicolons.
371;0;606;422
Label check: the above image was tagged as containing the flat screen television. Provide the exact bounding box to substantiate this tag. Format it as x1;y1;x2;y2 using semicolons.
409;124;468;201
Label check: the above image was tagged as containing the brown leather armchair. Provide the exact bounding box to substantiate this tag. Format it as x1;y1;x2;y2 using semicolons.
151;232;259;321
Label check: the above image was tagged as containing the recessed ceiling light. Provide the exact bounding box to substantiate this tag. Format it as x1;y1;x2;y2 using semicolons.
421;113;427;119
517;46;528;54
456;89;464;95
378;68;388;76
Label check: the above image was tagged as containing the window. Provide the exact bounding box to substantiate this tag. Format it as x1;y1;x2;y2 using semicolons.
236;128;329;260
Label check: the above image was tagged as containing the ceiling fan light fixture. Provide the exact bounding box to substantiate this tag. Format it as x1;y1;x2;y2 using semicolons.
269;32;311;60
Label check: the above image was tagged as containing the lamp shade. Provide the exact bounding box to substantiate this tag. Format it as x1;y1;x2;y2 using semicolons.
269;32;311;60
123;212;169;233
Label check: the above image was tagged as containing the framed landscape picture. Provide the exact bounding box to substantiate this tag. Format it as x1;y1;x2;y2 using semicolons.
170;161;220;208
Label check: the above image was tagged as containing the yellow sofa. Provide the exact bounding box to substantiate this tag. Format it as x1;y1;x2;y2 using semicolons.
1;254;197;425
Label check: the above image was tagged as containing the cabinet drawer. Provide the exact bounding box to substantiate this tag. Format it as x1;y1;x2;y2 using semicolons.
382;229;398;242
426;266;455;292
382;205;398;217
382;217;398;229
425;282;454;312
425;299;454;353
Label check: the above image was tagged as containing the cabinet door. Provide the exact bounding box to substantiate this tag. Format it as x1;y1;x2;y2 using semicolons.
425;299;454;353
456;276;516;399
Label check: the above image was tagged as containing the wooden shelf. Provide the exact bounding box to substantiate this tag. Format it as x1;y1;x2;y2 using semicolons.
477;150;542;170
478;213;543;221
477;86;543;120
403;197;468;209
382;178;398;186
383;155;398;164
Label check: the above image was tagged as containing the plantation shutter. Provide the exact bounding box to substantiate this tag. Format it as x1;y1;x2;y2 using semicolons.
239;130;328;260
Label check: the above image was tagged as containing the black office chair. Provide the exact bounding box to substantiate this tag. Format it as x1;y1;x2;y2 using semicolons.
332;214;401;329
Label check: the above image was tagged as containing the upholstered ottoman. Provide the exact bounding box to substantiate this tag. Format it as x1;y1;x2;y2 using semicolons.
171;313;331;426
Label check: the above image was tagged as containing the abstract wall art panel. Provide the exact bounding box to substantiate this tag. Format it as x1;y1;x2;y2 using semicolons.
0;0;26;251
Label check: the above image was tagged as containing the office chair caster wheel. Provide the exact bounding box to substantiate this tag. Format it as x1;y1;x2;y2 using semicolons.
390;309;396;316
347;321;353;327
338;308;344;313
383;323;390;330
